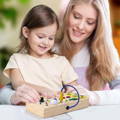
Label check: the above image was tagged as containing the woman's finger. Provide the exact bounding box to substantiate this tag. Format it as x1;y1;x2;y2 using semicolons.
10;93;29;105
17;84;40;101
17;89;38;102
22;84;40;98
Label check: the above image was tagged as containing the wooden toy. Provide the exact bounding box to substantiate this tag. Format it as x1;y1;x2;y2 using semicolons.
26;84;89;118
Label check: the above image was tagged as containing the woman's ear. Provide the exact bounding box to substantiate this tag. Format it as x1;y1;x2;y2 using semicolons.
22;26;30;38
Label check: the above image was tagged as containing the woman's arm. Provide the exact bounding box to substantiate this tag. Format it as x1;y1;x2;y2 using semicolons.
94;76;120;105
0;83;41;104
94;89;120;105
0;84;15;104
85;76;120;105
109;76;120;89
68;80;120;105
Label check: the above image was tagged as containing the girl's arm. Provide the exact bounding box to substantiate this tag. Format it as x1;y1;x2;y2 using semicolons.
10;69;25;90
10;68;46;92
10;68;55;98
65;80;91;97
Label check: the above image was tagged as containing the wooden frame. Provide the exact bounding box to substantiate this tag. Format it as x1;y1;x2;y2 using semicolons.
26;96;89;118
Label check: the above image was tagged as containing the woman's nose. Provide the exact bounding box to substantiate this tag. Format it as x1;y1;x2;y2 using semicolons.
78;20;85;30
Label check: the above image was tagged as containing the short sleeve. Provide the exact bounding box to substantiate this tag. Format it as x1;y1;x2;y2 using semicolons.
3;54;18;78
61;57;78;84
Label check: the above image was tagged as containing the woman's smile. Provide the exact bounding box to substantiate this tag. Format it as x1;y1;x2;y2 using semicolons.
72;28;85;38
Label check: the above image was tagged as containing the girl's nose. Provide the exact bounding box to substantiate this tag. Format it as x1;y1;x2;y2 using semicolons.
42;38;49;45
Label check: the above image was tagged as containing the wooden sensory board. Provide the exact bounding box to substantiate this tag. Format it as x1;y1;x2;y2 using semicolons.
26;96;89;118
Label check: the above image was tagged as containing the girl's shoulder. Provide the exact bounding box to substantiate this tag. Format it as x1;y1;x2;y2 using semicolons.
12;53;26;57
10;53;28;61
11;53;27;57
53;54;70;64
53;54;67;60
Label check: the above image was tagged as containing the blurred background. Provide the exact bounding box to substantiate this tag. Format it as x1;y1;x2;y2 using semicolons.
0;0;120;86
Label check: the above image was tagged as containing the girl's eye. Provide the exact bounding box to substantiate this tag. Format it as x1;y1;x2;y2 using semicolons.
49;37;54;40
38;36;44;39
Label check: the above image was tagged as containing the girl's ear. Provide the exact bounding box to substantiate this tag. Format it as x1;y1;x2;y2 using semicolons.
22;26;30;38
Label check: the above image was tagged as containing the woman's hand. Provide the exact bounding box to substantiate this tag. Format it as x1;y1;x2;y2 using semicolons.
75;85;100;105
10;84;40;105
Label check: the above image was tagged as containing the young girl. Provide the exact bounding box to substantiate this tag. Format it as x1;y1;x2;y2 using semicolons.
3;5;79;101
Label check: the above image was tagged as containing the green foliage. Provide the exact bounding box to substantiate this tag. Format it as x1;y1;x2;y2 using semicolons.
0;47;14;70
0;7;17;25
0;0;30;29
0;20;4;28
0;0;11;5
19;0;30;4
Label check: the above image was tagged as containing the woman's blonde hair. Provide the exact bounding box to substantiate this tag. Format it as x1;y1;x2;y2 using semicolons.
58;0;120;90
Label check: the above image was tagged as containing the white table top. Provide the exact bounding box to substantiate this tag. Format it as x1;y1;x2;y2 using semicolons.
0;105;120;120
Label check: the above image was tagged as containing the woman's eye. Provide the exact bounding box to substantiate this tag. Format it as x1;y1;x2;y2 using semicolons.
73;13;81;19
87;22;95;25
74;15;80;19
87;20;96;25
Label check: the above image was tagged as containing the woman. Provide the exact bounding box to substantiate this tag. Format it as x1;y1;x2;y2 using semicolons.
0;0;120;105
58;0;120;105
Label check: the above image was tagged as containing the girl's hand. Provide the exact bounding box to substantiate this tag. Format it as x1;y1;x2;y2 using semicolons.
62;84;88;95
55;85;89;98
59;84;100;105
10;84;40;105
39;87;56;99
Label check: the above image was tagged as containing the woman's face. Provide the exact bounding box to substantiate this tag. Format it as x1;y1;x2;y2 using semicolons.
68;3;98;45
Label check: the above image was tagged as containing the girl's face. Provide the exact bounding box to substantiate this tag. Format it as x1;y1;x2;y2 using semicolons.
68;3;97;46
23;23;57;58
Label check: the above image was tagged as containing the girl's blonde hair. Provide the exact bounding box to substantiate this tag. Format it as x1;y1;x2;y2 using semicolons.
58;0;120;90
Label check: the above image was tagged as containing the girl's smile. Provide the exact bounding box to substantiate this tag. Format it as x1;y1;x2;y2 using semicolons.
23;23;57;58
